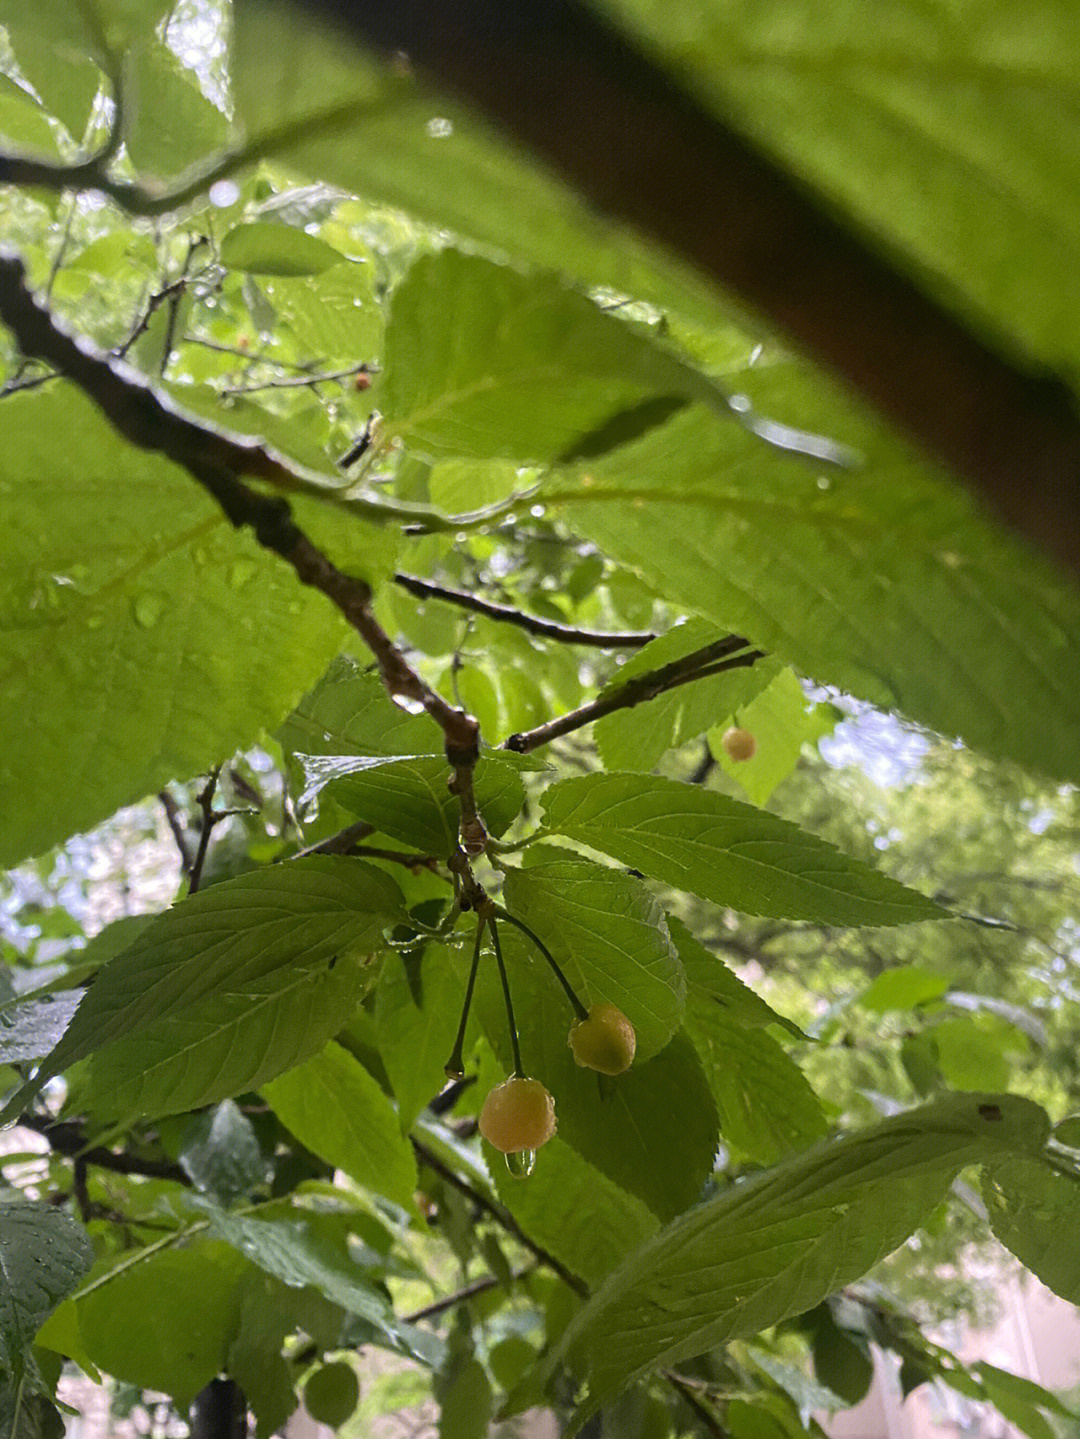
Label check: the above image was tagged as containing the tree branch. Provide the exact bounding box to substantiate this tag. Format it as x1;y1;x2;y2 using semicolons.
291;820;376;858
504;636;763;753
159;789;194;875
402;1264;535;1323
0;257;486;854
20;1112;190;1185
393;572;656;648
411;1138;587;1296
310;0;1080;578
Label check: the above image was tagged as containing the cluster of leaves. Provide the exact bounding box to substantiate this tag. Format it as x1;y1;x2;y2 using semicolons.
1;2;1080;1438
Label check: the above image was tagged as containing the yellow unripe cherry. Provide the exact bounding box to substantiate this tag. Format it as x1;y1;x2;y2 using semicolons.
722;726;757;762
479;1076;557;1153
569;1002;637;1075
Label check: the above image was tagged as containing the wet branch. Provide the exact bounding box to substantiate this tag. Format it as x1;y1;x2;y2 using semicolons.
504;635;763;753
394;572;656;648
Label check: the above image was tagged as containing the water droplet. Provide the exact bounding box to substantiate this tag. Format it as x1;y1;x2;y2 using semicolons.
390;693;426;716
133;593;164;628
86;614;105;630
229;558;258;589
505;1149;535;1179
816;476;831;490
426;116;453;138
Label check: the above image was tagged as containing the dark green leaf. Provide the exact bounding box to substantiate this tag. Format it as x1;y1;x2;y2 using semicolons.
375;949;464;1133
179;1100;269;1205
0;993;80;1064
541;773;943;925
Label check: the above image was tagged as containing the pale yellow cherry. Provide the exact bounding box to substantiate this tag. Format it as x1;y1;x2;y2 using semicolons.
569;1002;637;1075
479;1076;557;1153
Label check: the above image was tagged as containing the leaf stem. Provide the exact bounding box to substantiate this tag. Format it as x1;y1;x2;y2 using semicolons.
495;907;589;1022
489;917;525;1077
445;915;487;1079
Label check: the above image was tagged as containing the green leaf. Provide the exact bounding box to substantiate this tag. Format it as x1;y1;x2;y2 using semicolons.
686;998;827;1165
535;1094;1050;1413
595;621;780;773
229;2;738;336
545;403;1080;784
179;1100;269;1205
302;753;526;854
978;1363;1064;1439
380;249;718;462
503;860;686;1059
11;858;404;1122
0;78;64;159
0;1198;93;1382
227;1273;332;1439
932;1016;1017;1092
604;0;1080;380
984;1153;1080;1302
809;1311;873;1406
437;1356;492;1439
220;223;347;277
375;949;463;1133
0;1385;63;1439
668;915;802;1037
279;658;440;759
197;1203;441;1366
262;1041;419;1211
490;1136;658;1285
859;965;952;1013
541;773;943;925
64;1240;249;1407
122;39;229;179
263;263;381;361
0;386;348;868
708;667;838;806
3;1;103;139
0;992;80;1064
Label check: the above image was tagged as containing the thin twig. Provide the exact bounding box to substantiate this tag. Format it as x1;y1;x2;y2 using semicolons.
402;1264;535;1324
20;1113;190;1185
188;765;223;895
504;636;763;753
290;820;376;858
220;362;374;395
663;1371;730;1438
411;1138;587;1296
394;572;656;648
158;789;194;875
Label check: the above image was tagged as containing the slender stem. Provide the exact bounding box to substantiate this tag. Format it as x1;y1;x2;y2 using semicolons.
187;765;223;895
496;908;589;1022
504;640;763;754
402;1264;536;1323
393;572;656;649
445;915;487;1078
489;917;524;1077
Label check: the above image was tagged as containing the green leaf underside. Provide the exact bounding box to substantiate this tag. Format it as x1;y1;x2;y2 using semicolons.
490;1136;659;1285
541;773;942;925
262;1042;419;1211
18;858;404;1121
0;386;347;869
536;1094;1050;1411
0;1198;93;1381
375;953;464;1133
299;753;526;853
380;249;717;463
503;860;686;1060
544;403;1080;784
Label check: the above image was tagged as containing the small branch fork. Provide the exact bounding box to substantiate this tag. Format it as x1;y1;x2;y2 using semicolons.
504;633;764;753
0;257;485;851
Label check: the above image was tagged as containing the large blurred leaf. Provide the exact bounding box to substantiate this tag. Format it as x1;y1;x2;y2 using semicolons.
545;402;1080;783
503;860;685;1060
9;858;404;1121
527;1094;1050;1415
491;1136;658;1286
603;0;1080;380
229;1;737;333
0;386;349;868
541;773;942;925
3;1;104;139
262;1041;419;1210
